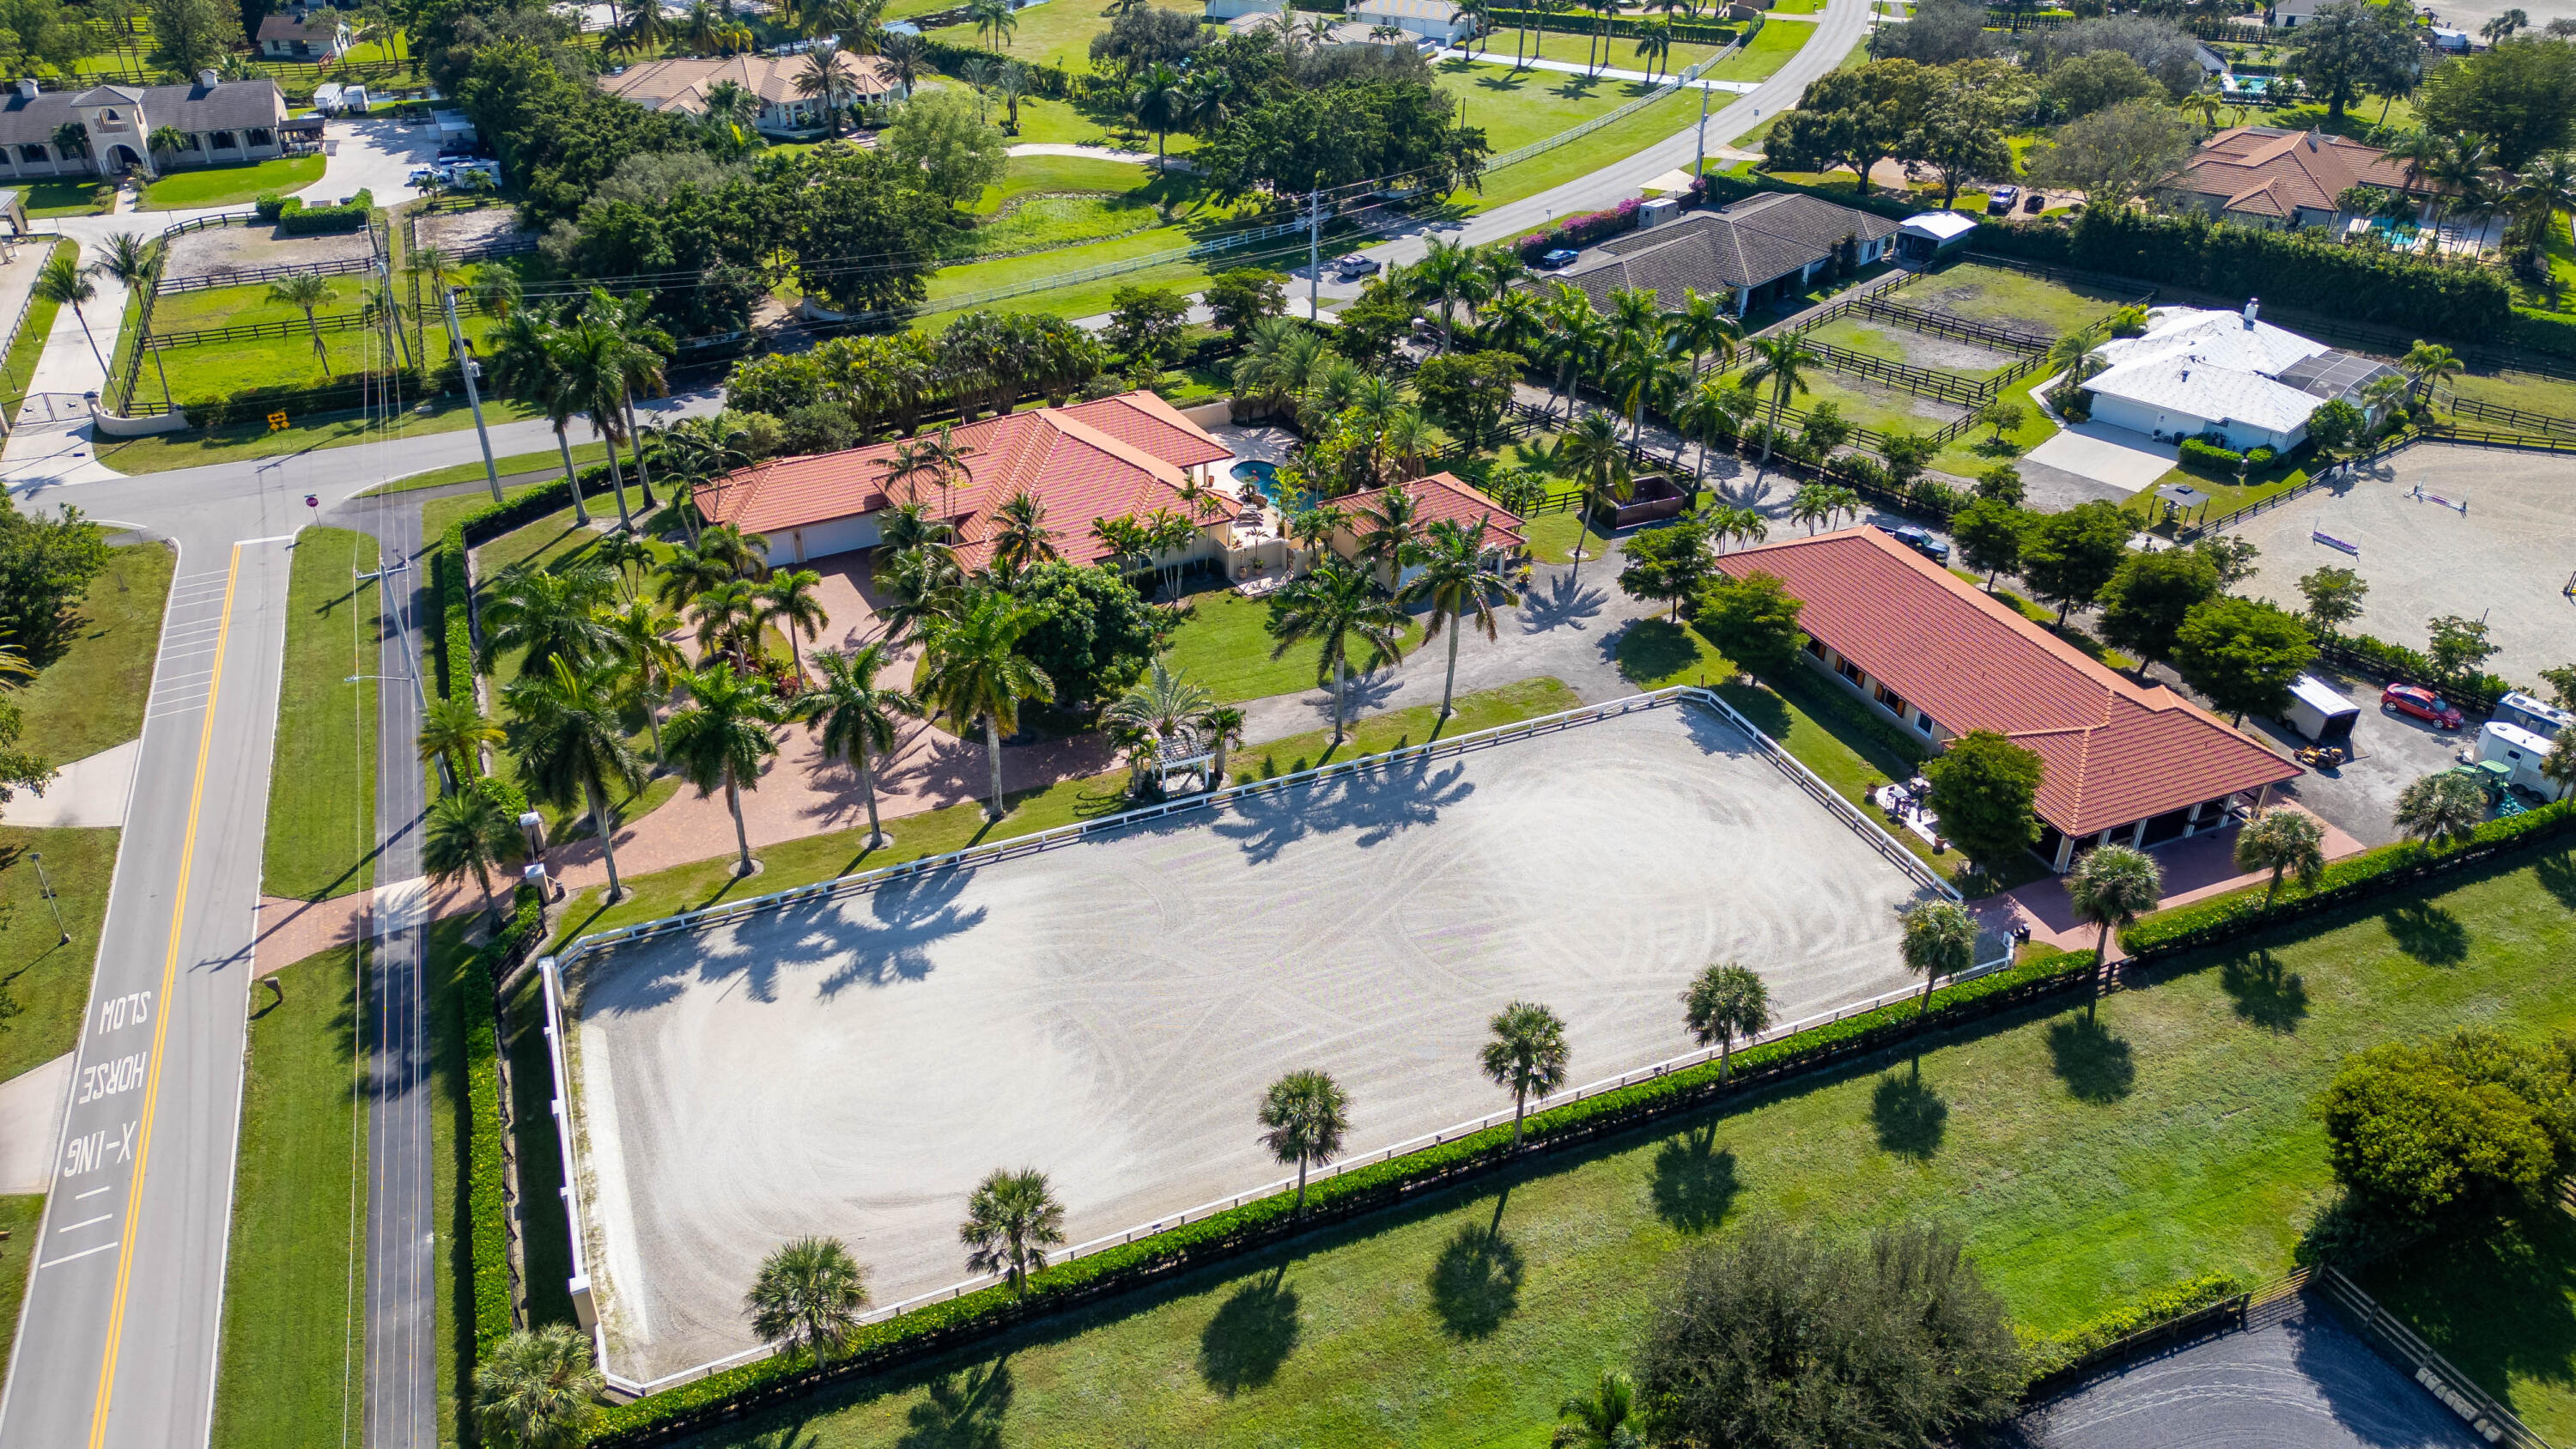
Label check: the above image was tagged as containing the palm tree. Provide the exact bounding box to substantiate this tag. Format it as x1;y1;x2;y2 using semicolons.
1352;480;1423;576
1681;961;1770;1082
795;43;853;136
504;656;647;902
586;290;674;511
2066;844;2161;1021
617;0;675;52
88;231;157;295
959;1167;1065;1294
743;1236;870;1362
266;272;342;381
802;642;921;848
417;694;502;784
2234;807;2325;910
1898;898;1978;1020
422;785;523;919
2044;330;2108;395
1259;1069;1351;1214
471;1324;601;1449
408;245;465;335
1400;518;1514;720
966;0;1017;48
1741;333;1818;469
2399;340;2464;405
1662;288;1740;382
1199;703;1245;788
1129;61;1186;167
34;251;107;377
664;662;787;877
653;546;737;616
2393;770;2486;849
550;316;644;529
1411;237;1479;348
987;490;1058;577
2508;151;2576;253
1284;503;1345;575
1104;659;1213;791
994;60;1031;134
477;563;618;677
1556;1370;1641;1449
702;77;761;149
755;568;829;673
1636;21;1671;80
881;30;931;90
603;598;684;759
481;314;592;526
1265;557;1405;745
914;590;1054;820
1673;376;1754;481
1481;1000;1570;1148
1548;412;1630;585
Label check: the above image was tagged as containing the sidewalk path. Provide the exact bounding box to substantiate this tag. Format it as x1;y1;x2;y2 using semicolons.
0;740;139;827
1005;142;1194;171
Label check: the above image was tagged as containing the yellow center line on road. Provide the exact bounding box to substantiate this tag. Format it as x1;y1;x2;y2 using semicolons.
87;542;241;1449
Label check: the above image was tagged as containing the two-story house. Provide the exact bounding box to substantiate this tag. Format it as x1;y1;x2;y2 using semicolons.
0;73;292;181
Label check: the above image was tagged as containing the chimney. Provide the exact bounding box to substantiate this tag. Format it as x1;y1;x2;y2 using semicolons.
2306;130;2318;149
15;77;36;100
2243;296;2259;327
198;68;219;88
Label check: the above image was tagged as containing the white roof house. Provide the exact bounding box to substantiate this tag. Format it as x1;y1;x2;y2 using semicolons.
2078;302;2344;453
1349;0;1475;42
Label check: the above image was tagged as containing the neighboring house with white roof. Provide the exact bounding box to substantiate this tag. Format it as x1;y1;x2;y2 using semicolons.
2263;0;2325;26
1349;0;1475;43
258;3;351;59
1205;0;1282;18
2078;301;2403;453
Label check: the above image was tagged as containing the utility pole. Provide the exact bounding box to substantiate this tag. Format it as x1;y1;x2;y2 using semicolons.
1307;186;1322;322
1692;69;1711;178
442;286;505;505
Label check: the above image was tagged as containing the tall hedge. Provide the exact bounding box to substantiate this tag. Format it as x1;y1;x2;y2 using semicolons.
467;886;547;1361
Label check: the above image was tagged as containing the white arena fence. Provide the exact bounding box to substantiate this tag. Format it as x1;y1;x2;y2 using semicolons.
539;687;2002;1397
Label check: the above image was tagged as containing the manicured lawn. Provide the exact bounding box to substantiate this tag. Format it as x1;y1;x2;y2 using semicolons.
261;527;380;902
9;542;173;763
1910;261;2137;338
925;0;1201;73
1464;81;1698;212
153;280;367;332
961;193;1162;256
0;825;120;1081
156;329;405;409
354;441;606;497
1716;362;1969;442
17;180;110;217
1460;29;1732;75
666;837;2576;1449
2357;1206;2576;1442
1701;15;1809;80
2128;451;2315;528
92;392;546;476
1158;583;1425;704
1931;370;2057;479
1804;314;2025;381
209;942;367;1449
0;1195;43;1397
1433;58;1663;156
0;239;74;412
970;155;1157;214
2445;367;2576;422
137;155;327;210
542;676;1582;948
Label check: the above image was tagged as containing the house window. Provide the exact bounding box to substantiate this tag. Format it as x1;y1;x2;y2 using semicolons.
1804;636;1826;658
1833;656;1863;685
1915;712;1934;735
210;131;236;149
1874;683;1907;715
246;127;273;147
18;144;43;163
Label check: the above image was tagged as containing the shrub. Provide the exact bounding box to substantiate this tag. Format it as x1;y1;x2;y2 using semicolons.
2316;1032;2572;1225
252;191;292;222
2243;444;2275;466
276;188;373;234
2027;1272;2246;1379
1514;198;1642;261
2178;436;2243;473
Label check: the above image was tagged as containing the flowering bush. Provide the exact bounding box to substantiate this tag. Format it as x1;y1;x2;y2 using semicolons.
1516;198;1643;261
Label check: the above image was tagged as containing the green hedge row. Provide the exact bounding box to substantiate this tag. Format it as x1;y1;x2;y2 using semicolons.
2178;437;2242;472
2120;801;2576;958
465;891;546;1357
2511;307;2576;361
586;943;2100;1444
2021;1271;2249;1391
2318;632;2518;711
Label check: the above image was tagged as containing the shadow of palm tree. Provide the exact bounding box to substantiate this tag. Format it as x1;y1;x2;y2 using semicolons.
1649;1120;1741;1232
1427;1221;1525;1339
894;1361;1014;1449
2221;949;2309;1032
1518;569;1607;633
2381;899;2468;966
1871;1068;1947;1160
1197;1266;1302;1394
2044;1014;2137;1104
2537;850;2576;910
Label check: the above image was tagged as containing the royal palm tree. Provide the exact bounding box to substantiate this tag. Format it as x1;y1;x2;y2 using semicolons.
743;1236;870;1362
794;43;854;136
664;662;787;877
914;590;1053;820
1481;1000;1570;1148
603;598;685;760
2234;807;2325;910
268;272;342;380
616;0;674;52
1636;21;1671;79
1682;962;1770;1082
586;289;674;510
1673;376;1755;481
1479;286;1545;360
1352;479;1423;576
552;316;647;529
417;694;502;785
987;490;1058;577
959;1167;1065;1294
478;563;618;677
653;545;737;616
1411;236;1479;348
1548;411;1630;585
1129;61;1187;166
1266;557;1405;745
1260;1069;1351;1214
488;314;595;527
690;578;765;664
504;656;647;902
1284;503;1344;575
1399;518;1514;720
802;642;920;848
471;1324;601;1449
1899;898;1978;1020
1662;287;1741;381
2067;844;2161;1021
965;0;1016;48
2393;770;2486;849
1741;333;1818;469
2399;339;2464;404
422;784;523;920
755;569;829;673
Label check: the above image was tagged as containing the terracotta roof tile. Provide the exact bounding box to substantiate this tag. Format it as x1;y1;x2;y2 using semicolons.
1712;527;2299;838
1335;472;1528;547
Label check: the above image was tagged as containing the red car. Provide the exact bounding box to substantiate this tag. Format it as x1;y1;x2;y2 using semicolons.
2381;684;2464;729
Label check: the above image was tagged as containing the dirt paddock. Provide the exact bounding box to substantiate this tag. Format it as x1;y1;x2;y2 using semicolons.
161;219;376;280
562;702;1962;1381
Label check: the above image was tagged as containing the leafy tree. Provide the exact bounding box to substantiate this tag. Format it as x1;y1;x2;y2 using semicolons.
2317;1031;2574;1226
1206;267;1287;340
1401;518;1515;718
1973;397;2027;445
960;1166;1066;1294
1259;1069;1351;1212
1923;730;2043;877
2306;398;2366;453
1633;1221;2024;1449
472;1324;601;1449
2537;662;2576;714
1899;899;1979;1018
1874;0;1992;64
1694;570;1804;678
2016;501;2131;624
2095;546;2218;675
1412;350;1522;447
2235;807;2325;910
2291;0;2433;122
2425;614;2500;681
1266;557;1404;743
915;588;1054;819
0;495;110;663
664;662;787;876
1481;1000;1570;1148
2023;97;2193;212
2044;48;2160;119
1949;499;2026;588
1764;58;1923;196
148;0;240;76
1683;962;1771;1081
1902;70;2015;207
2068;843;2160;1017
2190;534;2260;592
801;642;921;849
2394;770;2487;849
1106;283;1193;375
503;656;646;900
1617;518;1715;624
1013;562;1167;713
744;1236;870;1361
885;85;1007;203
787;149;961;314
2418;38;2576;169
1974;464;2024;505
2172;596;2315;724
1199;80;1489;202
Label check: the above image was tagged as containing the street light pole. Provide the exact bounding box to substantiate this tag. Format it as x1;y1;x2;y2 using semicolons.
29;850;70;945
443;286;505;505
1693;71;1711;178
1307;187;1322;322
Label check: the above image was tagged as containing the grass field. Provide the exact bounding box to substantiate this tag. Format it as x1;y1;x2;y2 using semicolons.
1458;29;1733;74
542;676;1583;948
93;392;547;475
261;527;379;902
1725;363;1968;443
0;240;75;414
1158;584;1426;704
970;155;1157;214
925;0;1201;72
2357;1205;2576;1441
138;155;328;210
660;839;2576;1449
18;179;111;217
1803;314;2026;381
0;1195;46;1397
961;193;1163;258
1911;261;2135;338
1932;369;2056;479
208;942;367;1449
1702;15;1809;80
10;542;173;763
0;824;119;1081
2445;368;2576;422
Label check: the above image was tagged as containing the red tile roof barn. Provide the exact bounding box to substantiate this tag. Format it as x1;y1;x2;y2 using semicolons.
1712;527;2300;838
1334;472;1529;548
690;393;1233;572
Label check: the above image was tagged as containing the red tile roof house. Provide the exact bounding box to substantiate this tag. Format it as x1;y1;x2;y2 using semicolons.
692;392;1256;580
1714;527;2300;874
1327;473;1529;588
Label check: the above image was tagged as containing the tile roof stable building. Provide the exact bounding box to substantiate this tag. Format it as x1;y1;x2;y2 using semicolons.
1548;192;1900;316
1714;526;2300;873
